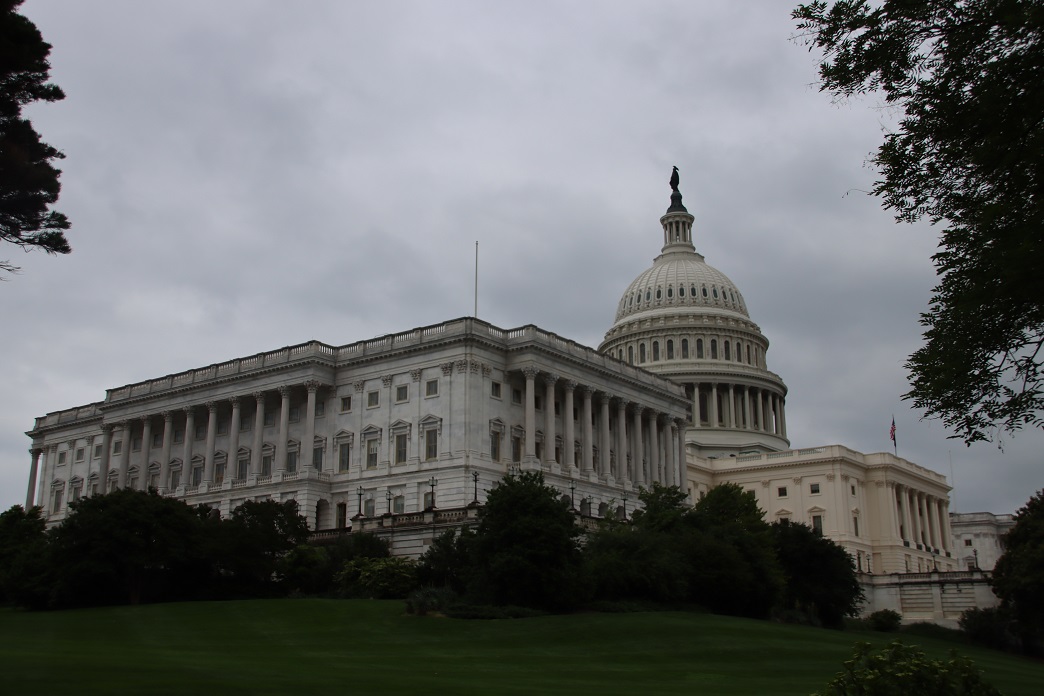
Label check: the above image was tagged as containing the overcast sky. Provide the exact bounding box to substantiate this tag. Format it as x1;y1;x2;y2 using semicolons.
3;1;1040;516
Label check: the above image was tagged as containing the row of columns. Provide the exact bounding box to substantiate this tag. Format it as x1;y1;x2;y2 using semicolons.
521;367;685;487
893;483;953;555
28;381;326;507
690;382;786;438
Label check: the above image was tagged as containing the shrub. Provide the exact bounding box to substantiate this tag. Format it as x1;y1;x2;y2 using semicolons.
405;586;460;616
960;606;1018;652
337;556;418;599
813;641;1001;696
866;609;902;632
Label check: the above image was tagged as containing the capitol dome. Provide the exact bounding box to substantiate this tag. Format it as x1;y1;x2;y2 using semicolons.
599;174;790;456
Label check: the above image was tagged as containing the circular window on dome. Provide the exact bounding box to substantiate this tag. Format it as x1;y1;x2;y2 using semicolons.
656;288;662;300
702;285;708;298
667;286;673;299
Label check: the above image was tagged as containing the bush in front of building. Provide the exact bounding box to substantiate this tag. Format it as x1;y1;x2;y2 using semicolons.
337;556;418;599
813;641;1001;696
865;609;903;632
960;606;1019;653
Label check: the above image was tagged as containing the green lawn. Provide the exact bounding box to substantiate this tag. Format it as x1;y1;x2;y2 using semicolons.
1;600;1040;695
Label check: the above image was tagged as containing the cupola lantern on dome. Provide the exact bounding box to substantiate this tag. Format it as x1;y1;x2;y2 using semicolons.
599;169;790;456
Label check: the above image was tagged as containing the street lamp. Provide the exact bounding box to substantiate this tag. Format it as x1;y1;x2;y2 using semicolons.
428;476;438;510
355;485;364;518
568;479;576;510
621;493;628;520
472;471;479;504
386;489;393;514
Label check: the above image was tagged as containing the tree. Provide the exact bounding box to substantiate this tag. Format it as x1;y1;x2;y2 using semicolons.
469;471;582;610
0;504;51;608
793;1;1044;444
215;499;310;595
991;490;1044;653
771;519;863;628
0;0;70;277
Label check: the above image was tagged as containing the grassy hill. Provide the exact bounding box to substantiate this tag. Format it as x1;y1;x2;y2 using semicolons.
1;600;1040;695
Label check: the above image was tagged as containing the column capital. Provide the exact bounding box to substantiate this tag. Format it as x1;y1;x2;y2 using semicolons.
182;406;194;416
253;390;266;403
440;362;454;376
162;410;174;423
521;366;539;380
29;447;43;457
597;391;614;403
111;419;128;430
409;370;422;383
580;385;594;397
353;380;366;392
278;385;292;398
381;374;393;387
562;379;578;391
543;372;559;385
305;379;323;392
206;401;219;413
228;396;240;408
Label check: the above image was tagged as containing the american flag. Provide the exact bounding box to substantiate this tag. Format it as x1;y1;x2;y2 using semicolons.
889;417;896;443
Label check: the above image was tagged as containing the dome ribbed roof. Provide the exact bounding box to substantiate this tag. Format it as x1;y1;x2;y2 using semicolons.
613;251;749;324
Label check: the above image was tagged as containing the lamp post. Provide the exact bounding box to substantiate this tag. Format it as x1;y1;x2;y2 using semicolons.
428;476;439;542
386;489;393;514
356;485;364;518
472;471;479;504
568;479;576;510
621;493;628;520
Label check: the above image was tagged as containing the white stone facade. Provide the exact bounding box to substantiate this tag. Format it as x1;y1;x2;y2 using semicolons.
950;511;1014;571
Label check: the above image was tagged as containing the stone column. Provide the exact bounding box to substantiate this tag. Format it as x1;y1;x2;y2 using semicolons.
912;492;925;548
228;397;241;480
727;385;736;428
203;401;218;484
665;421;677;486
901;485;914;543
543;374;557;466
875;481;892;542
676;420;686;489
647;411;660;484
115;421;131;489
940;499;954;554
581;387;594;474
709;384;718;427
182;408;195;486
756;390;766;432
743;386;753;430
26;448;42;508
98;425;113;493
926;496;940;551
276;385;291;472
139;417;153;490
691;384;700;427
251;391;265;476
599;393;611;480
304;381;319;470
779;396;787;438
159;411;173;493
563;380;576;472
522;367;538;461
615;399;628;483
632;406;645;487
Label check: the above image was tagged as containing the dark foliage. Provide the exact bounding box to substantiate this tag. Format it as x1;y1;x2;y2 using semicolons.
991;490;1044;654
960;606;1020;652
772;519;864;628
867;608;903;633
0;505;51;608
0;0;70;276
212;499;311;596
794;0;1044;443
417;527;475;594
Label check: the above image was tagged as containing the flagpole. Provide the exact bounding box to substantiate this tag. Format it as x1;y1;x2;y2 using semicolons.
890;415;898;457
474;241;479;318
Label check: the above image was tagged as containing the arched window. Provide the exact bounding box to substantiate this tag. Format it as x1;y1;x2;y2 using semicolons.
746;345;752;364
667;286;673;299
652;341;660;361
639;343;646;363
666;339;674;359
702;285;708;298
711;339;718;360
645;290;651;302
712;287;719;299
679;285;685;297
655;287;662;300
724;340;731;361
682;338;689;359
628;345;634;364
696;338;704;359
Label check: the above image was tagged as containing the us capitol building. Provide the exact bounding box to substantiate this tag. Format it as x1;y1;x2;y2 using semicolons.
24;174;994;621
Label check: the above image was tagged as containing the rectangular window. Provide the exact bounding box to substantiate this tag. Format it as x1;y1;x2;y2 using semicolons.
851;484;856;496
534;395;542;410
363;498;375;517
812;514;823;536
289;406;301;422
810;483;821;495
511;436;521;463
425;379;439;397
423;491;434;510
395;433;408;464
852;516;860;537
261;455;273;476
366;439;378;468
393;495;405;514
58;451;67;465
490;432;501;461
395;385;409;403
777;486;788;498
554;401;560;416
425;429;438;461
131;436;142;452
512;388;522;405
170;470;181;489
75;447;85;462
338;443;351;472
53;489;63;511
286;451;298;474
491;381;502;398
112;441;122;455
237;458;249;480
367;391;380;408
315;401;325;417
194;424;206;441
174;428;184;443
340;395;353;412
240;417;252;432
264;410;276;427
214;462;225;485
152;433;163;448
313;446;324;470
964;538;973;547
192;466;203;487
70;485;82;502
94;444;102;459
217;419;229;435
